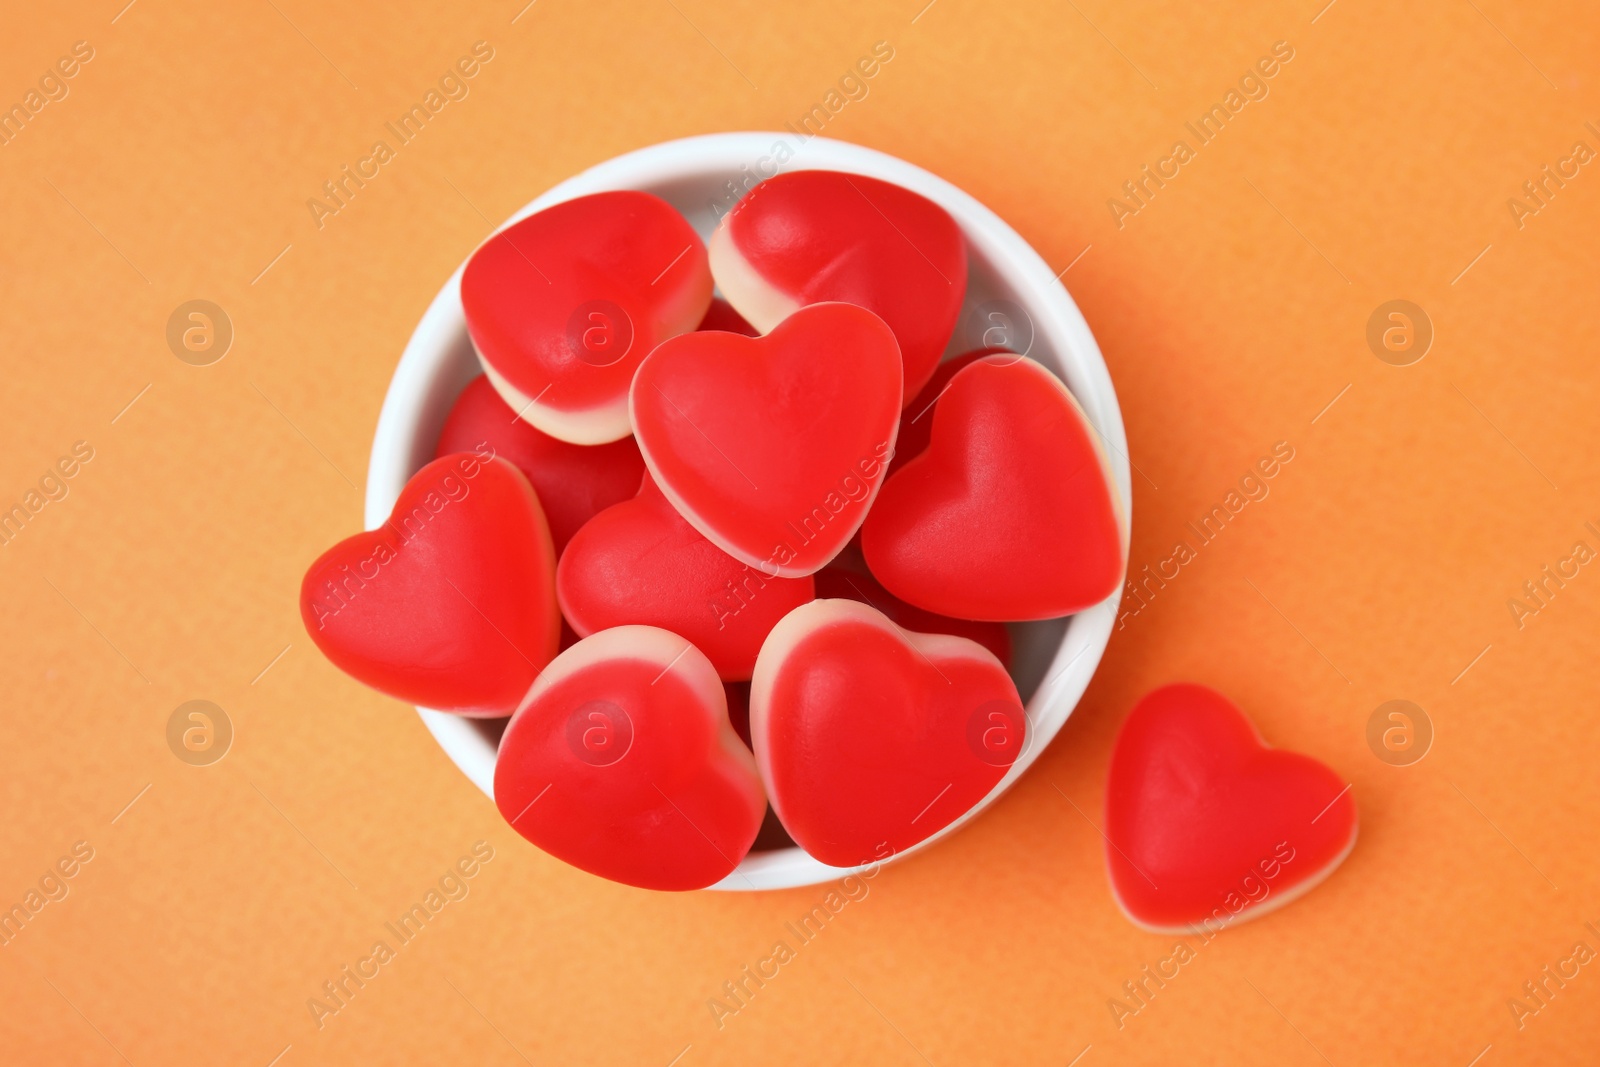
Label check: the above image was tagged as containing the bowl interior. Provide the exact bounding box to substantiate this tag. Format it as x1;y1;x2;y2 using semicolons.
365;133;1129;891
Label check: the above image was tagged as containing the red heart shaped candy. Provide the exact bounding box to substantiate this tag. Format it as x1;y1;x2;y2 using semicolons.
631;302;902;577
709;170;966;399
494;626;766;890
556;473;814;681
752;599;1025;867
300;452;559;716
462;191;712;444
1104;684;1358;932
436;375;644;554
861;355;1124;620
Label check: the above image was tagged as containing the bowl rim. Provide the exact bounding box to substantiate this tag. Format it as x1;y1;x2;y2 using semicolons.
364;131;1130;891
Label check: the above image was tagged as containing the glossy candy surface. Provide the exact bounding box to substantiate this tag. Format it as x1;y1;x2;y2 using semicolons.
631;302;902;578
557;474;814;681
462;190;712;444
435;375;644;555
300;452;559;716
862;355;1124;620
709;170;966;400
1104;684;1359;932
751;599;1024;867
494;626;766;890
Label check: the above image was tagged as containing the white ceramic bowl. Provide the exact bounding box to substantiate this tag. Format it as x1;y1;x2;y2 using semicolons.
365;132;1130;891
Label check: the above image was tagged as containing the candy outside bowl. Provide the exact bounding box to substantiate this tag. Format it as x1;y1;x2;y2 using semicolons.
365;132;1131;891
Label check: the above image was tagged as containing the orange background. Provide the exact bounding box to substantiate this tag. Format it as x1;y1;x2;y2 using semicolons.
3;1;1599;1063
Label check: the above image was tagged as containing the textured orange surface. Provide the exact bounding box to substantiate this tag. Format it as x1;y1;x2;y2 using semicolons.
2;2;1598;1064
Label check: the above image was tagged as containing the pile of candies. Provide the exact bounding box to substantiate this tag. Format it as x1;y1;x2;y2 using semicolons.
314;166;1292;898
